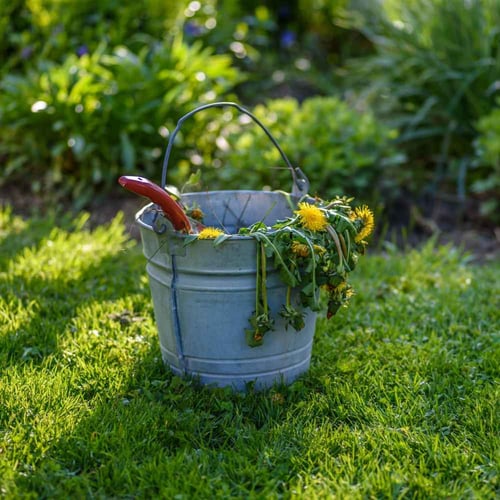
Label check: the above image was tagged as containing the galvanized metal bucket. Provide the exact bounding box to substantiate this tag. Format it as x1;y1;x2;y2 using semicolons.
136;102;316;391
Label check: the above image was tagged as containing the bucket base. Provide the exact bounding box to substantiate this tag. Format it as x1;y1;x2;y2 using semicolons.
161;338;314;391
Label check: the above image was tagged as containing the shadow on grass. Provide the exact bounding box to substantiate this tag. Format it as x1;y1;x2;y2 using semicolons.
62;255;497;496
0;212;315;495
4;243;323;495
17;345;320;497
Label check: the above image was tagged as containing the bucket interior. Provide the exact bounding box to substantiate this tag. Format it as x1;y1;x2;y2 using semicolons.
181;190;296;234
139;190;298;235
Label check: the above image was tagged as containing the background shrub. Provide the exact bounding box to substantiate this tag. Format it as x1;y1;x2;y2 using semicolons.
474;102;500;221
344;0;500;209
170;97;401;204
0;0;184;75
0;35;240;207
0;0;498;226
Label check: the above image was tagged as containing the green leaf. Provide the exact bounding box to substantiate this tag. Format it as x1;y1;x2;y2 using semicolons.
120;131;135;171
213;234;232;246
182;234;198;246
245;329;264;347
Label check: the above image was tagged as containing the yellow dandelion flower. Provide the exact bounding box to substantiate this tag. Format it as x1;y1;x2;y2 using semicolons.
351;205;374;243
313;244;326;255
197;227;225;239
295;202;328;232
291;241;310;257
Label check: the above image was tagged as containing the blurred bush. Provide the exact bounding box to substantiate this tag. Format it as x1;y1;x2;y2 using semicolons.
173;97;401;203
1;0;498;227
0;0;381;209
474;102;500;222
343;0;500;213
182;1;371;101
0;0;183;75
0;36;240;207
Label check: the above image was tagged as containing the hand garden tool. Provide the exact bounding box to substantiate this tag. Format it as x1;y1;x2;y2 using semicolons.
118;175;198;233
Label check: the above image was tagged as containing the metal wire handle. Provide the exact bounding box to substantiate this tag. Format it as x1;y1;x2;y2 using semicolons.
161;101;309;197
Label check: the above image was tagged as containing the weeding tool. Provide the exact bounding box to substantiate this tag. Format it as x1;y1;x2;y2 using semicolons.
118;175;193;233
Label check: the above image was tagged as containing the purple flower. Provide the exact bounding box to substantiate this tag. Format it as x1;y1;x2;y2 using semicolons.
184;21;203;37
280;30;296;49
76;45;89;57
21;46;34;60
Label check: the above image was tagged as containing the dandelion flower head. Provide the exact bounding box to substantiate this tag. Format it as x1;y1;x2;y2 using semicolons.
313;244;326;255
197;227;225;239
291;241;310;257
351;205;374;243
295;202;328;232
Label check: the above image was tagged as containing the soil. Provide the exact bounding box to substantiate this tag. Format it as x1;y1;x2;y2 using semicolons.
0;183;144;241
1;183;498;263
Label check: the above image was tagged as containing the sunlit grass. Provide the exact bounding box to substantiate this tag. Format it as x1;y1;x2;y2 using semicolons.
0;206;498;498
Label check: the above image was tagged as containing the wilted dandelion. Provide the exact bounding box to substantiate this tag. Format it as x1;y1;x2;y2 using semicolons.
351;205;374;243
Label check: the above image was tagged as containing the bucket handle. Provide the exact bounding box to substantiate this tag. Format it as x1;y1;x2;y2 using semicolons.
161;101;309;197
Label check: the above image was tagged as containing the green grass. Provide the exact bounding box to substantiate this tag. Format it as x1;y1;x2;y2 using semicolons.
0;206;498;498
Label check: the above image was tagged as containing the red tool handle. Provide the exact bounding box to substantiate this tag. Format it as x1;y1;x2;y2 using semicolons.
118;175;192;233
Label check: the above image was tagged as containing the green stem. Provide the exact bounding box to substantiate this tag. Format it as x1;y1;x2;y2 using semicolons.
287;227;320;309
286;286;292;308
327;225;346;269
261;242;268;314
254;233;297;286
255;241;261;317
329;210;358;234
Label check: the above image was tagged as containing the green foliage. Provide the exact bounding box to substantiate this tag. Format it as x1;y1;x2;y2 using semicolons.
0;37;240;207
0;0;185;75
178;97;401;200
183;1;367;102
0;209;498;497
345;0;500;201
288;97;401;195
1;0;499;225
238;198;372;345
474;102;500;221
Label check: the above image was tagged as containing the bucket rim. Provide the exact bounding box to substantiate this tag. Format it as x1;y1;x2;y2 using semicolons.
179;189;298;198
136;189;300;240
135;203;279;241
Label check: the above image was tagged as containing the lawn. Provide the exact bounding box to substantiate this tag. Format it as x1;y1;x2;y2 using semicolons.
0;206;498;498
